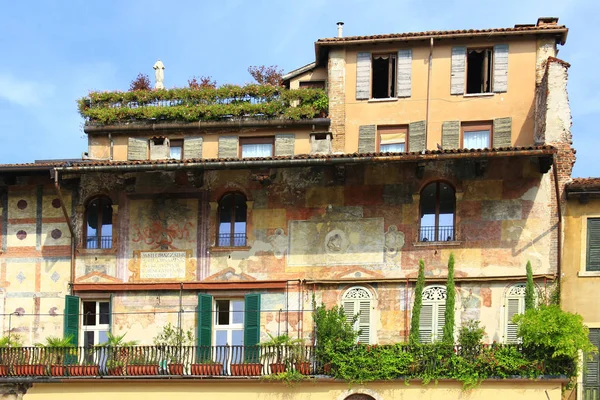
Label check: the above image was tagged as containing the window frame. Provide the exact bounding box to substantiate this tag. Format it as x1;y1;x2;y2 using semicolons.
580;216;600;276
418;181;456;242
371;53;397;99
342;286;374;344
503;283;526;344
169;139;183;160
460;121;493;149
465;47;494;95
377;125;408;153
214;298;245;349
83;196;113;250
81;300;110;347
216;192;248;248
419;285;447;343
238;137;274;158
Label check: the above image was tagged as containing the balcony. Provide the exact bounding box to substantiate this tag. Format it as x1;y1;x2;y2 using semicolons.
77;85;328;125
0;344;573;383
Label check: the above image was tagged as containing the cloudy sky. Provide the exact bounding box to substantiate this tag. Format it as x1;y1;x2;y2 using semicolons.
0;0;597;176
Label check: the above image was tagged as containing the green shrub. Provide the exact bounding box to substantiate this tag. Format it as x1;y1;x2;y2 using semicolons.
443;254;456;344
409;260;426;345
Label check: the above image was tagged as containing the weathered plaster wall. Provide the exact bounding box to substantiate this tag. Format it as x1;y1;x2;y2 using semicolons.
288;66;328;89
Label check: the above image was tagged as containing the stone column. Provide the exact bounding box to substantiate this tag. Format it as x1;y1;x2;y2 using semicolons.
328;48;346;153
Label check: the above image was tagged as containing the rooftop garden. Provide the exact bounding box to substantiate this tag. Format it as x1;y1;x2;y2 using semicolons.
77;66;328;124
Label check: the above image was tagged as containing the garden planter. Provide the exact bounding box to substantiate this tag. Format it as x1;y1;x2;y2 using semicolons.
269;363;286;374
106;366;124;376
13;364;46;376
50;365;66;376
127;364;160;376
295;362;311;375
67;365;99;376
168;363;184;375
0;365;8;376
230;363;262;376
191;363;223;376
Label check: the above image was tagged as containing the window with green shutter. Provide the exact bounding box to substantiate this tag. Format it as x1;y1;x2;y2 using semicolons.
64;295;80;346
244;294;261;362
197;293;213;361
587;218;600;271
584;328;600;400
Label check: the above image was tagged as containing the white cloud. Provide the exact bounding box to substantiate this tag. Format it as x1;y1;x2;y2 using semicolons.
0;74;55;107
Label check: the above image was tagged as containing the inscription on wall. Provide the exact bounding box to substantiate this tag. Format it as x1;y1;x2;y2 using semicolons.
128;249;195;282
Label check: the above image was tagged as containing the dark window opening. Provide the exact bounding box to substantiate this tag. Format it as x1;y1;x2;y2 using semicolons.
152;137;165;146
372;54;396;99
466;48;493;94
216;300;230;325
299;81;325;89
85;196;113;249
218;193;247;247
419;182;456;242
313;133;328;141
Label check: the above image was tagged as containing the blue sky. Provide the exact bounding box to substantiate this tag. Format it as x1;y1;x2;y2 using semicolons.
0;0;597;177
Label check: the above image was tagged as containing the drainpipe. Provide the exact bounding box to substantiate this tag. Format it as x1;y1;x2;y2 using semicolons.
109;133;113;161
53;169;75;295
404;278;409;340
552;157;562;301
425;37;434;149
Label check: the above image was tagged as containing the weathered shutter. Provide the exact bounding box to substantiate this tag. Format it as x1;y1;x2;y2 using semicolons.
64;295;80;346
493;44;509;93
585;329;600;386
493;117;512;148
197;293;213;361
450;47;466;95
505;298;521;344
442;121;460;149
356;52;371;100
244;293;261;362
408;121;426;153
357;300;371;344
274;134;295;156
127;138;148;161
358;125;376;153
184;137;203;159
218;136;238;158
396;49;412;98
587;219;600;271
419;304;433;343
108;293;113;333
435;304;446;342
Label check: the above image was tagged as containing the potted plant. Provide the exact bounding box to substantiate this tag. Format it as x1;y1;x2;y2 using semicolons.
190;358;224;376
97;332;138;376
230;360;262;376
126;348;160;376
37;335;76;376
290;339;311;375
0;335;22;376
152;323;194;375
261;333;303;374
67;348;100;376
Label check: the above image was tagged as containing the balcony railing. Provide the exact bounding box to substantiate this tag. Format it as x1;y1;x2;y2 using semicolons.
0;344;573;379
218;233;247;247
85;236;113;249
419;226;455;242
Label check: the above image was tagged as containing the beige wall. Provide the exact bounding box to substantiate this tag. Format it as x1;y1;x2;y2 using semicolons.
26;380;564;400
562;198;600;326
342;39;538;152
288;66;328;89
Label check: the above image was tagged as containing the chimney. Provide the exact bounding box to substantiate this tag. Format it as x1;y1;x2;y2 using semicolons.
537;17;559;27
337;22;344;38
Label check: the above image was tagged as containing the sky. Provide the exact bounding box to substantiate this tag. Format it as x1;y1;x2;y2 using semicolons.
0;0;597;177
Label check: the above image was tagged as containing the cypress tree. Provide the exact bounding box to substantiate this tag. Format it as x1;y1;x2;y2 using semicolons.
443;253;456;344
525;260;535;311
409;260;426;345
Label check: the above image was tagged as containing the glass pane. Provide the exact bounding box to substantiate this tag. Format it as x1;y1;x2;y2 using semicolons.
463;130;490;149
83;302;96;326
241;143;272;158
232;330;244;346
98;330;109;345
420;183;437;242
84;331;94;347
86;199;99;235
216;300;230;325
99;302;110;325
215;330;228;346
232;300;244;324
380;143;405;152
170;146;182;159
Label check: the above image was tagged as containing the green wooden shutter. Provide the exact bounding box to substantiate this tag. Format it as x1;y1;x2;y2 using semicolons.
244;294;261;362
108;294;113;334
587;219;600;271
64;295;80;346
585;329;600;387
419;304;433;343
197;294;213;361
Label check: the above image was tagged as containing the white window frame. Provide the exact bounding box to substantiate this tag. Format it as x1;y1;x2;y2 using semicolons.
503;283;526;344
342;286;374;344
81;300;110;347
580;215;600;277
419;285;447;343
214;298;244;346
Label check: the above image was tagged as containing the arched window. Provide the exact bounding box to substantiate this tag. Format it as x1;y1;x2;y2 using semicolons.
85;196;113;249
504;283;526;343
419;285;447;343
419;181;456;242
218;193;247;247
342;287;373;344
345;395;376;400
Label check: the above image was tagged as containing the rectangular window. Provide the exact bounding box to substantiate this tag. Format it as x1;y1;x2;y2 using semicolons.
378;125;407;153
466;48;493;94
82;300;110;347
584;328;600;397
461;122;492;149
372;54;396;99
239;137;274;158
215;299;245;362
299;81;325;90
169;139;183;160
587;218;600;271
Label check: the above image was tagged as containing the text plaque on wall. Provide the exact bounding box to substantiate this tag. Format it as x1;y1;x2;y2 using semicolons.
129;249;195;282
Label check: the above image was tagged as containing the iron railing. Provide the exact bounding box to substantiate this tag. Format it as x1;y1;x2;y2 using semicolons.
218;233;247;247
419;226;455;242
85;236;113;249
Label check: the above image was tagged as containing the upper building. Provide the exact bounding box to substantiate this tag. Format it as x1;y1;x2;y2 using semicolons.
0;17;583;400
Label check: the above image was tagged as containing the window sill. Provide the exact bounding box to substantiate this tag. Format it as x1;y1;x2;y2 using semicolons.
413;241;463;247
77;248;117;255
463;93;495;98
210;246;252;252
368;98;399;103
577;271;600;277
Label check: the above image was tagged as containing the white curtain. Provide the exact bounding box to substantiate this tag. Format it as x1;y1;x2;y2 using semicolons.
380;143;405;152
242;144;272;158
464;130;490;149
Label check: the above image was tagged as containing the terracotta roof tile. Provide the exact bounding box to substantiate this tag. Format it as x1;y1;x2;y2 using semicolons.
566;178;600;192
